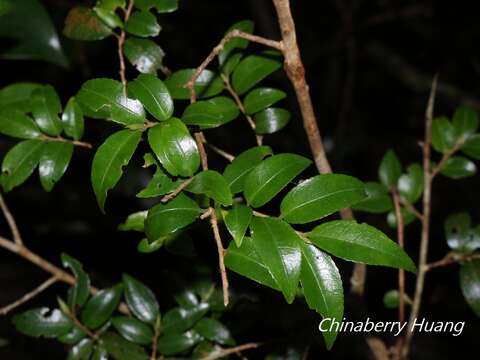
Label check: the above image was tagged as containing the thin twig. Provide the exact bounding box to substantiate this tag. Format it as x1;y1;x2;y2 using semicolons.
117;0;134;88
402;75;438;358
431;141;464;178
205;143;235;162
0;192;23;245
425;253;480;271
150;316;161;360
199;342;261;360
209;208;229;307
160;178;193;203
392;189;406;324
0;276;58;315
401;199;423;221
40;135;92;149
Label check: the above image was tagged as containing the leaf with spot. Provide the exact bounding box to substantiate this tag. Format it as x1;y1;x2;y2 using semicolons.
63;7;112;41
13;308;72;338
397;163;423;203
439;156;477;179
444;213;480;253
135;0;178;13
124;38;165;74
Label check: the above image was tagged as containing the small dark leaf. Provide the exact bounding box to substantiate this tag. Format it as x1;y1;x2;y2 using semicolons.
67;338;93;360
397;163;423;203
80;285;123;329
452;106;478;142
157;330;202;356
13;308;72;338
112;316;154;345
378;149;402;188
431;116;456;153
444;213;480;253
460;260;480;317
61;253;90;308
193;318;234;346
123;274;159;324
162;303;209;334
440;156;476;179
125;10;161;38
101;332;149;360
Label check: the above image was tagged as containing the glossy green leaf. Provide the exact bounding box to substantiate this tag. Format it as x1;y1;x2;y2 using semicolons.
93;7;123;29
182;96;240;129
61;253;90;308
91;129;142;211
62;98;84;140
431;116;456;153
96;0;126;11
300;242;343;350
145;193;201;240
244;87;286;115
128;74;173;121
462;134;480;159
352;182;393;213
125;10;161;37
162;303;209;334
223;146;272;194
13;308;72;338
1;139;43;192
218;20;254;65
378;149;402;188
439;156;476;179
63;7;112;41
101;332;149;360
124;37;165;74
225;236;279;290
58;326;86;345
193;318;234;346
67;338;93;360
137;237;164;253
244;153;311;208
0;82;41;113
157;330;202;356
165;69;224;100
148;119;200;177
31;85;63;136
225;204;252;247
81;285;123;329
220;53;243;76
0;0;68;67
112;316;154;345
77;79;145;126
250;217;302;303
459;260;480;317
397;163;423;203
91;345;109;360
308;220;416;272
452;106;478;141
232;54;282;95
280;174;366;224
123;274;159;324
186;170;232;206
255;107;290;134
0;109;41;139
118;211;148;232
135;0;178;13
444;213;480;253
136;166;182;198
38;142;73;192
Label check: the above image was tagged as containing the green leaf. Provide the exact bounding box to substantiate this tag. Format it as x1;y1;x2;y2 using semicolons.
128;74;173;121
91;129;142;211
280;174;366;224
165;69;224;100
39;142;73;192
137;237;164;253
308;220;416;272
218;20;254;65
444;213;480;253
182;96;240;129
63;7;112;41
112;316;154;345
61;253;90;308
459;260;480;317
244;88;286;115
94;7;124;29
118;211;148;232
431;116;456;153
135;0;178;13
186;170;232;206
232;54;282;95
162;303;209;334
452;106;478;142
148;119;200;177
0;82;42;113
0;109;41;139
123;274;159;324
157;331;202;355
96;0;126;11
136;166;182;198
13;308;72;338
1;139;43;192
383;290;400;309
397;163;423;203
250;217;302;303
31;85;63;136
91;345;109;360
101;332;149;360
124;37;165;74
439;156;476;179
145;193;201;240
462;134;480;159
254;107;290;134
77;79;145;126
58;326;87;344
352;182;393;213
223;146;272;194
300;243;343;350
378;149;402;188
220;53;243;76
224;204;252;247
387;208;416;228
244;153;311;208
125;10;161;37
62;98;84;140
67;338;93;360
0;0;68;67
81;285;123;329
193;318;234;346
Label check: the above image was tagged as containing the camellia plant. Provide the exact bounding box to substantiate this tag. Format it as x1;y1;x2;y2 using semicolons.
0;0;478;359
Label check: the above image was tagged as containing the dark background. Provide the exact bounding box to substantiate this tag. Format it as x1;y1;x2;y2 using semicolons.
0;0;479;359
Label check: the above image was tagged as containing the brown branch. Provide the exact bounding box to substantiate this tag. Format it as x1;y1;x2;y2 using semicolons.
40;135;92;149
150;316;161;360
402;75;438;358
0;276;58;315
199;342;261;360
425;253;480;271
205;143;235;162
392;189;406;324
431;141;464;178
401;199;423;221
117;0;134;88
0;192;23;245
209;208;229;307
160;178;193;203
